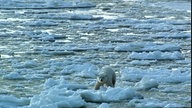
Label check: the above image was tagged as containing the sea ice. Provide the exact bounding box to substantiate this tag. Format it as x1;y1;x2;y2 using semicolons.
128;98;185;108
45;1;96;8
61;63;99;78
79;87;143;102
26;88;86;108
114;42;181;52
0;95;29;107
3;71;25;80
24;76;90;107
98;103;110;108
134;77;159;91
12;60;38;68
38;13;103;20
0;0;96;9
23;20;58;26
44;77;88;90
130;60;156;66
120;67;191;85
154;32;191;39
128;51;184;60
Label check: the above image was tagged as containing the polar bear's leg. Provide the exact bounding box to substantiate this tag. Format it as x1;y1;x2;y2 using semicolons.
94;82;104;90
112;76;116;87
106;80;114;87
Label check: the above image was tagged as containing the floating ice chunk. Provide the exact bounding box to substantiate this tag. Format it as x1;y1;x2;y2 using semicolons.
44;77;88;90
23;20;58;26
62;63;99;78
0;95;29;107
164;103;185;108
154;32;191;39
128;51;184;60
128;98;164;108
45;1;96;8
115;42;181;52
12;60;38;68
130;60;156;66
143;43;181;51
38;13;102;20
120;67;191;84
154;1;191;12
3;72;25;80
75;68;98;78
45;0;65;7
164;70;191;83
44;78;59;89
133;23;172;32
79;87;143;102
68;14;103;20
98;103;110;108
25;31;57;42
74;1;96;8
58;84;88;91
115;43;145;52
40;33;55;42
120;67;144;82
135;77;159;91
26;88;85;108
128;98;185;108
103;87;143;101
0;0;96;9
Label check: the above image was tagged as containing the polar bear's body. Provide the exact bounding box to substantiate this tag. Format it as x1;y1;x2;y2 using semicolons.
94;66;116;90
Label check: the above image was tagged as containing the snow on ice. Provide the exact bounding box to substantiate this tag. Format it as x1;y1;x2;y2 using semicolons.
0;0;96;9
21;77;143;107
79;87;143;103
3;71;25;80
120;67;191;83
98;103;110;108
61;63;99;78
0;95;29;107
128;51;184;60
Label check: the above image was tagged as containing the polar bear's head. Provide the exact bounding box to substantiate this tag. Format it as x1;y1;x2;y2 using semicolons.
97;74;107;83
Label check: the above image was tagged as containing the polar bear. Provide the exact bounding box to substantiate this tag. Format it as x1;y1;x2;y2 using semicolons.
94;66;116;90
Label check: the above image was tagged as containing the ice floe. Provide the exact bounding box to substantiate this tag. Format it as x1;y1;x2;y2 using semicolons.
98;103;110;108
44;77;88;90
26;88;86;108
25;31;65;42
134;77;159;91
0;0;96;9
153;1;191;12
24;77;88;108
133;23;172;32
115;42;181;52
23;76;144;107
61;63;99;78
153;32;191;39
23;20;58;26
130;60;156;66
120;67;191;84
128;98;185;108
37;13;103;20
12;60;38;68
79;87;143;103
3;71;25;80
128;51;184;60
31;42;182;54
0;95;29;107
